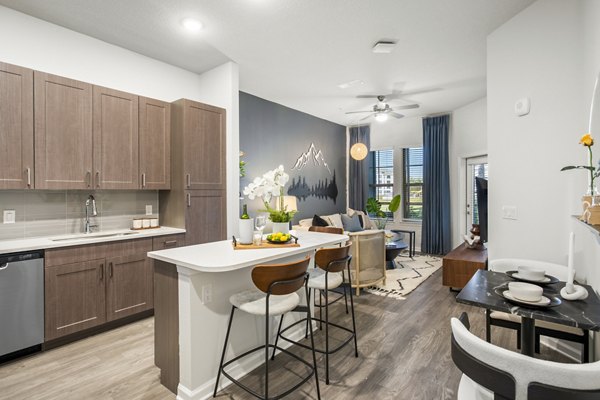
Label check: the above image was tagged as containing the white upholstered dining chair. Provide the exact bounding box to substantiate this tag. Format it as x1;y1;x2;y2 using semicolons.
487;258;590;362
451;313;600;400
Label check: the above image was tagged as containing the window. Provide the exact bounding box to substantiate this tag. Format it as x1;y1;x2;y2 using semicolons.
466;156;488;232
368;149;394;214
403;147;423;220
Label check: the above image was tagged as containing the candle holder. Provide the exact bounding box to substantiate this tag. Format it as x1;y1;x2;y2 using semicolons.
560;284;589;301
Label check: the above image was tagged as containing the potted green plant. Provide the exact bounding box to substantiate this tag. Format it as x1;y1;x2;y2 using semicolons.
366;195;401;229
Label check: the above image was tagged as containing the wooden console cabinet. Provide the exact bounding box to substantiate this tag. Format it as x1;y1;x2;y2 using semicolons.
442;243;487;289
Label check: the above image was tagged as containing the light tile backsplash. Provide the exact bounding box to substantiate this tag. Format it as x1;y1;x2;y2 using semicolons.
0;190;159;241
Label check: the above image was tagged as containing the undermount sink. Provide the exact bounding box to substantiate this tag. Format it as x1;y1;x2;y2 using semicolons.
50;231;140;242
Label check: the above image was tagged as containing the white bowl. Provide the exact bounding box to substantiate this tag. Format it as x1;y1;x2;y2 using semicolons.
517;266;546;282
508;282;543;302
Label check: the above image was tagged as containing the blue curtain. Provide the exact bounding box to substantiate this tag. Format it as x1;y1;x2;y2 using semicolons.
421;115;451;255
349;125;370;211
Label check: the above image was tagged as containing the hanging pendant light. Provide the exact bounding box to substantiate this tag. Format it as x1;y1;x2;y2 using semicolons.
350;142;368;160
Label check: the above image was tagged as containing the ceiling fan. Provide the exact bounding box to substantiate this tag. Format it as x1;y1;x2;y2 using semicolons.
345;95;419;122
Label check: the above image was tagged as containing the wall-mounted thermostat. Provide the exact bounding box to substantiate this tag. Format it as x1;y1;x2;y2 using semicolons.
515;97;530;116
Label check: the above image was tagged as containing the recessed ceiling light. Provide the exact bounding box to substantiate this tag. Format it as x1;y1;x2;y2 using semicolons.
181;18;203;32
372;41;396;54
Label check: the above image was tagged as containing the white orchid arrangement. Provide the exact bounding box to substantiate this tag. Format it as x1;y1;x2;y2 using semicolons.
243;165;296;222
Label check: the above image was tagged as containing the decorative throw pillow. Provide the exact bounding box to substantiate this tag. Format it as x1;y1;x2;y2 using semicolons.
298;218;313;228
325;213;344;229
341;213;363;232
347;207;358;217
354;210;375;229
312;214;329;227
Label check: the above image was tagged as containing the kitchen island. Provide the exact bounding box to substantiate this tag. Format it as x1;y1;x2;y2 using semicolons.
147;230;348;400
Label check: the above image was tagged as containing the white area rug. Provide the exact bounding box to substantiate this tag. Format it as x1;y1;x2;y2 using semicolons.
364;254;442;300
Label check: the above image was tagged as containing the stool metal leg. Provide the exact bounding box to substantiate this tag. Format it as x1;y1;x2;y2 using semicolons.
264;299;270;400
347;264;358;357
305;284;322;400
213;306;236;398
305;288;312;339
271;314;284;360
343;285;349;314
319;290;323;330
325;279;330;384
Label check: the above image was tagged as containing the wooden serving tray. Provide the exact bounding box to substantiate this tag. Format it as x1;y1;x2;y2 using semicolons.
231;235;300;250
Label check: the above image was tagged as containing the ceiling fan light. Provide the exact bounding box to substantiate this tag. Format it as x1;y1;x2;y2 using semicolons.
375;113;388;122
350;143;368;160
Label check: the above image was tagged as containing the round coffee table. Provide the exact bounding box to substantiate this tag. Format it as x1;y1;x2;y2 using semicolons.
385;240;408;269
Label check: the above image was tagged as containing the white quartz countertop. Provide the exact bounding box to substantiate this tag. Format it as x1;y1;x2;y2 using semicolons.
147;230;349;272
0;226;186;255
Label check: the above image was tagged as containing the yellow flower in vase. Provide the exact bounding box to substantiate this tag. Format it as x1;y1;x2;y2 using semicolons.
580;133;594;147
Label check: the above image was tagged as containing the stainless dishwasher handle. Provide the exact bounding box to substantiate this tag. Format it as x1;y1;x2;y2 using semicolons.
0;263;8;271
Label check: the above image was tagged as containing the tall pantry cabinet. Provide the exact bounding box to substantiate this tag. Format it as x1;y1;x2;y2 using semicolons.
159;99;227;245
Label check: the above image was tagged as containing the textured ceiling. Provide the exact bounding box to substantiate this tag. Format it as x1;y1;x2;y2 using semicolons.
0;0;535;125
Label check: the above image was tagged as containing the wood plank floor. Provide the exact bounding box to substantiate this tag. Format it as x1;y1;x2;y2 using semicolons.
0;270;571;400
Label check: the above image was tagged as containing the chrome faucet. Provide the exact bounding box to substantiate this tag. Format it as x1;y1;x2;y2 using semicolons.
84;195;98;234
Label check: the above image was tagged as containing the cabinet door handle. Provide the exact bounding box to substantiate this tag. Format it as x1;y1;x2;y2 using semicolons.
109;262;113;278
186;173;191;188
95;171;100;188
141;173;146;188
164;240;177;248
187;193;191;207
26;167;31;187
86;171;91;188
100;263;104;281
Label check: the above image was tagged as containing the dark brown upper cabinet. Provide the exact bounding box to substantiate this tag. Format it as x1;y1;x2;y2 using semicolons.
93;86;139;189
176;99;226;190
34;72;93;190
139;97;171;190
0;62;34;189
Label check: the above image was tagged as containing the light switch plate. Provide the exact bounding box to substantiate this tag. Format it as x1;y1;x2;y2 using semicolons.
502;206;518;220
145;205;152;216
3;210;16;224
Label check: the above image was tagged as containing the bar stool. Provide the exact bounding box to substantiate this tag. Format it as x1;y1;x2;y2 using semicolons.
274;243;358;384
213;257;321;400
308;225;350;314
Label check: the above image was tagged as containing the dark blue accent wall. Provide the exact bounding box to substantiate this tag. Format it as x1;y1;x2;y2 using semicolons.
239;92;347;222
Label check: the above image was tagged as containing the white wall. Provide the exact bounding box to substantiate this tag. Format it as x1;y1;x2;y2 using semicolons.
487;0;585;264
449;98;487;247
0;6;240;236
488;0;600;360
370;116;422;150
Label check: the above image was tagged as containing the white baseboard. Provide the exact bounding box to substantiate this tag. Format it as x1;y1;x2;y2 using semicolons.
176;322;315;400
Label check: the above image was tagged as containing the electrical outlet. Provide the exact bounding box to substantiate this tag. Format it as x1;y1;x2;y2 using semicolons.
145;205;152;215
201;284;213;304
502;206;518;220
3;210;15;224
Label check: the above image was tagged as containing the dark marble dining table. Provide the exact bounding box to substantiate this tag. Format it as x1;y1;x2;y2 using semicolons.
456;269;600;357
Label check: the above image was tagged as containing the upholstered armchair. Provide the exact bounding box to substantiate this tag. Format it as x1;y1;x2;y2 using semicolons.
347;230;386;296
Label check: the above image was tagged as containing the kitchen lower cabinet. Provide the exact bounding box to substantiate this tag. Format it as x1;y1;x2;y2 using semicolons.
44;238;154;341
106;253;153;321
44;259;106;340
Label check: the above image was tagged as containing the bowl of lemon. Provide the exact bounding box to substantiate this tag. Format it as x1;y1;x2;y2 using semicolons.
266;232;292;244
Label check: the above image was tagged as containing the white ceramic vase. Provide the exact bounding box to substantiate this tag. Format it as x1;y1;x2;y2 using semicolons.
238;218;254;244
271;222;290;234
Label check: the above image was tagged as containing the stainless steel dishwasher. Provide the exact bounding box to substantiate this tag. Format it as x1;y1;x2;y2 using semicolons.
0;250;44;358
